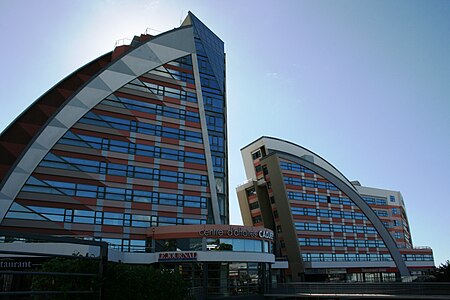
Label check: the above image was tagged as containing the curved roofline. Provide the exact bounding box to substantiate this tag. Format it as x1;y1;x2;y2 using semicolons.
0;53;112;139
266;151;410;276
0;23;197;222
0;23;195;141
0;22;196;188
243;136;357;191
0;51;113;186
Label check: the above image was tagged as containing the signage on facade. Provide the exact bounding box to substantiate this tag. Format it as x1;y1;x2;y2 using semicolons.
258;230;274;240
362;268;387;273
0;261;32;268
158;252;198;261
326;268;347;274
199;227;273;240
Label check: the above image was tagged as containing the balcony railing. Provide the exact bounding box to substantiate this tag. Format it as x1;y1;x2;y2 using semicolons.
414;246;432;250
114;38;131;48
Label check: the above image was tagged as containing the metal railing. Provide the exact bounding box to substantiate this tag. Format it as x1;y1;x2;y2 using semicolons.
414;246;433;250
236;179;255;188
268;282;450;297
145;28;163;35
187;286;205;300
114;38;131;47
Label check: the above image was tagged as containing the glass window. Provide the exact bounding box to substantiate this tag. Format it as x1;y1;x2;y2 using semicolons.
246;187;256;197
103;212;124;226
251;150;262;160
29;206;64;215
249;201;259;210
76;184;97;198
263;241;269;253
73;210;95;224
64;209;73;222
105;187;126;201
132;215;153;227
334;239;345;247
232;239;245;252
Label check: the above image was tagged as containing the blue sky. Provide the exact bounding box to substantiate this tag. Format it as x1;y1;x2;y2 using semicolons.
0;0;449;266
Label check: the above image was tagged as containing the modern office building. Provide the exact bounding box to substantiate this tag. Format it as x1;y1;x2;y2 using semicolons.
237;136;434;282
0;12;277;297
0;12;228;247
0;9;437;297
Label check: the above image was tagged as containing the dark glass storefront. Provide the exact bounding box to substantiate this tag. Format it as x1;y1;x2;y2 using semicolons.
158;261;270;297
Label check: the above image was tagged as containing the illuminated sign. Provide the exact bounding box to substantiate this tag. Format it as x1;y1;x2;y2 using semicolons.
158;252;197;261
258;230;274;240
199;227;273;240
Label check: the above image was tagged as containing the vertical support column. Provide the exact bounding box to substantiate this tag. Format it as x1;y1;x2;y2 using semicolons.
99;241;108;300
191;53;221;224
263;155;305;281
151;228;156;253
203;262;208;299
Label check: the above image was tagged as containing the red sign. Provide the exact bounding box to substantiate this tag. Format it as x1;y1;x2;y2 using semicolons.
158;252;198;261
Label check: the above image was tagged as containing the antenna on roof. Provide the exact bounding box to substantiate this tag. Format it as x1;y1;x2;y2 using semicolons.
180;9;186;25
